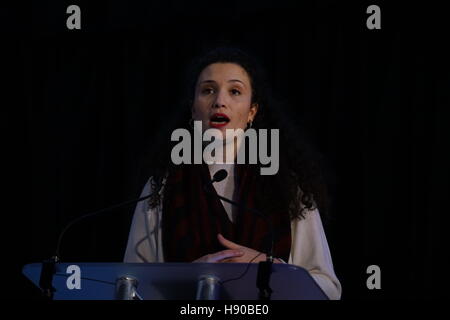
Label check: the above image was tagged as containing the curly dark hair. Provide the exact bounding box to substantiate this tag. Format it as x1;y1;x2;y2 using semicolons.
144;46;330;221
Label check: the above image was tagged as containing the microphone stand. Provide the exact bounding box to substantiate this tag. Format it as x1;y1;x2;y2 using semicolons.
39;191;154;299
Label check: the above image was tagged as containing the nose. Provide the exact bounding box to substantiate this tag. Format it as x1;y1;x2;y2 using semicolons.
212;89;227;109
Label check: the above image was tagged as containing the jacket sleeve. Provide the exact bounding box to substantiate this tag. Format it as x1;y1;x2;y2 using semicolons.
289;209;342;300
124;178;163;263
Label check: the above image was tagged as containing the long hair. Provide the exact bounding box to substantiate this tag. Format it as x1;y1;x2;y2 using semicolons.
143;47;330;221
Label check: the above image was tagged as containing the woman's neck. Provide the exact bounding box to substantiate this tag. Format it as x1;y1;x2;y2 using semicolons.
203;132;244;164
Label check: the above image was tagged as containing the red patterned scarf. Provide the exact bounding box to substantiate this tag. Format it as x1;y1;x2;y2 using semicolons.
162;163;291;262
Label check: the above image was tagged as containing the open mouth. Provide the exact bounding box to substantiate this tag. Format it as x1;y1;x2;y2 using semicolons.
209;113;230;128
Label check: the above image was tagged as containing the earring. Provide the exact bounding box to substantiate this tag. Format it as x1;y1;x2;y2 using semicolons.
247;121;253;129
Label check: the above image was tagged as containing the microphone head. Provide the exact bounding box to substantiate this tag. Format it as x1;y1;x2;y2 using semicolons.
212;169;228;183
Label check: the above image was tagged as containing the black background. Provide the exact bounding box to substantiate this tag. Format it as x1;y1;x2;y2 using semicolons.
3;0;448;300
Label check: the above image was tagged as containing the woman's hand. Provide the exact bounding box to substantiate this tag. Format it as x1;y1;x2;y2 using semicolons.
216;234;268;263
192;248;245;263
217;234;284;263
192;234;283;263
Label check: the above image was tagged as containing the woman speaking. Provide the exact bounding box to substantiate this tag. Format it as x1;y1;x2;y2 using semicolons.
124;47;341;300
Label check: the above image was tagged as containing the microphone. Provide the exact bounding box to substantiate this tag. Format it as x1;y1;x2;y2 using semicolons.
54;192;154;260
211;168;228;183
204;170;259;215
205;169;275;300
40;188;154;299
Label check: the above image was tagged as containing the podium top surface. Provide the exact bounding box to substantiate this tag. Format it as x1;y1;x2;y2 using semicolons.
23;262;328;300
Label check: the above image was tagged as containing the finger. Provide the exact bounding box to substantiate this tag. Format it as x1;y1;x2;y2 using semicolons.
217;233;241;250
219;257;238;263
209;249;244;262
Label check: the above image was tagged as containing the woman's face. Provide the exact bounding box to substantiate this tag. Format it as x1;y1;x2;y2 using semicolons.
192;63;258;135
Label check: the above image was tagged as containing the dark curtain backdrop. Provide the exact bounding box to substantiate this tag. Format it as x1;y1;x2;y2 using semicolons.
3;0;448;299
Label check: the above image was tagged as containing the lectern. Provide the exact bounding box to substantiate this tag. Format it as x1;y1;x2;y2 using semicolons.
22;262;328;300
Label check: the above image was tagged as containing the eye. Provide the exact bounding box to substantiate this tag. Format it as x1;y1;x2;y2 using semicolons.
201;88;215;95
231;89;241;96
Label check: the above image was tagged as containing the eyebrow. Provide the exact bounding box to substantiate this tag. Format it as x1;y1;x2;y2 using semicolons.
200;79;246;87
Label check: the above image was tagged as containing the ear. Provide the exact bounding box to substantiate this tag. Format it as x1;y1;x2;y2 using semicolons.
248;103;259;122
